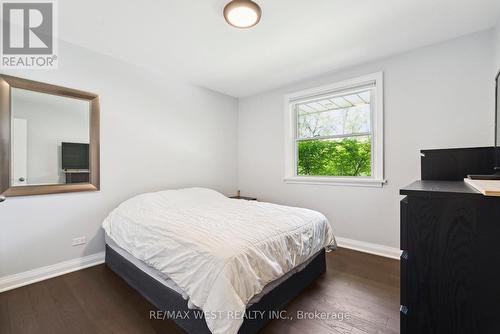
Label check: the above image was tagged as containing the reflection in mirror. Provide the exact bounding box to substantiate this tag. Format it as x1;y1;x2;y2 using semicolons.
496;72;500;148
11;88;90;187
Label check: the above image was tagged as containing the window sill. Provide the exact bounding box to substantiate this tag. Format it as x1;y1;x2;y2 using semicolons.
283;176;387;188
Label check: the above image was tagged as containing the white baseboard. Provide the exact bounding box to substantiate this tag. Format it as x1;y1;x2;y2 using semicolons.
0;237;399;293
335;236;402;260
0;252;105;293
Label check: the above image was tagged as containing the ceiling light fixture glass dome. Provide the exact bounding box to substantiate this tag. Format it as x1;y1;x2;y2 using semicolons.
223;0;262;29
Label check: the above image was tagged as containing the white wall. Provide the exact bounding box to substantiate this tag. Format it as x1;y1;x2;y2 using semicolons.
494;21;500;72
0;40;238;277
238;30;495;249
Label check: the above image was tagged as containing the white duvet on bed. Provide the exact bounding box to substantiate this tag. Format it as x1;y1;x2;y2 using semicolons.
102;188;336;334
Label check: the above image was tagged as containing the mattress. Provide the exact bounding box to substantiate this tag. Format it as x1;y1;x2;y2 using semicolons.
102;187;336;334
105;234;319;308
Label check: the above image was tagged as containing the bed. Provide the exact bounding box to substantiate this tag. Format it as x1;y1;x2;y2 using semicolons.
102;188;336;334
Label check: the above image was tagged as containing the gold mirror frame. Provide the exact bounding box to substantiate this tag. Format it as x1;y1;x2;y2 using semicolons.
0;74;100;197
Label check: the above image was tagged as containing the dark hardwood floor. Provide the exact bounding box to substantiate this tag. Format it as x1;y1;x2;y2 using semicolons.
0;248;399;334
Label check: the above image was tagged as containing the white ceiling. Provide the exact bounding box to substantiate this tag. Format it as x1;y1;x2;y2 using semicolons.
59;0;500;97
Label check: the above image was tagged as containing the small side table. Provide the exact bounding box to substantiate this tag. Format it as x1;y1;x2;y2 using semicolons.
229;195;257;201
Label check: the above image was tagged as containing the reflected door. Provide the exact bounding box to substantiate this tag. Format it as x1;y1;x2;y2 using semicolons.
12;118;27;186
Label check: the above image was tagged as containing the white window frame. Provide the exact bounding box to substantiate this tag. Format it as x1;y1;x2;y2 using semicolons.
283;72;385;187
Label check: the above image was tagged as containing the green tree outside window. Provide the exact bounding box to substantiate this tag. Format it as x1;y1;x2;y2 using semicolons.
297;137;371;177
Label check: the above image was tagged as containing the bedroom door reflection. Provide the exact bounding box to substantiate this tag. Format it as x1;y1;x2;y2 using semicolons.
11;118;27;186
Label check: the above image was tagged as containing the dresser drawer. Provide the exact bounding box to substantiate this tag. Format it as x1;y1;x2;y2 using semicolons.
400;250;408;306
400;197;408;250
400;305;408;334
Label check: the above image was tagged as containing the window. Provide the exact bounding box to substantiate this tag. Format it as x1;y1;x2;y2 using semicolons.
284;73;384;187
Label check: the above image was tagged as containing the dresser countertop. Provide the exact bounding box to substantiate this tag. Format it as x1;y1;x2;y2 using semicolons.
400;180;483;198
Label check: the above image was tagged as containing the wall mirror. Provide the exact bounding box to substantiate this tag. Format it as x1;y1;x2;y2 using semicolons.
0;74;100;197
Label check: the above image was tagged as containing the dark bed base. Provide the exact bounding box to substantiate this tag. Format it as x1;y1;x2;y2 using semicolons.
105;245;326;334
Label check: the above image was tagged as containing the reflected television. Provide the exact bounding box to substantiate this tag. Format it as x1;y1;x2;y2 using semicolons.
62;142;89;170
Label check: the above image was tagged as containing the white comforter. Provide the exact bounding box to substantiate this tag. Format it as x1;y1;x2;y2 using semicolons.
102;188;336;334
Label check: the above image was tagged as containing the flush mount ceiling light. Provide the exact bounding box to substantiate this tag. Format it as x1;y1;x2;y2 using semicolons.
223;0;262;29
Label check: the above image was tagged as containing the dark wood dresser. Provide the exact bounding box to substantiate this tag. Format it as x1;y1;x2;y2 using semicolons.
400;147;500;334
